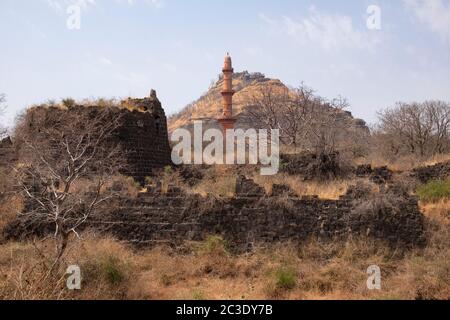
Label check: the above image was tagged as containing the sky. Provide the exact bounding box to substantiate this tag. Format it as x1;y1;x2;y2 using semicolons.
0;0;450;127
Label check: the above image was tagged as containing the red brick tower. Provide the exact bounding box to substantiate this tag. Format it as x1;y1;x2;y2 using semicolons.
218;53;236;133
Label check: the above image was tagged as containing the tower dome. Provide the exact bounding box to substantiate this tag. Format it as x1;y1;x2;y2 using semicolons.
223;53;233;72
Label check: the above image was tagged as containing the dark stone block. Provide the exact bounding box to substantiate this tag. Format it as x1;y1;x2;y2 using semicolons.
235;175;266;197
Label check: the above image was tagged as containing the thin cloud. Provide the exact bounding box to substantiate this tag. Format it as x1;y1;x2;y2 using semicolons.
44;0;96;13
114;0;164;8
403;0;450;42
260;7;380;52
44;0;162;13
99;57;113;65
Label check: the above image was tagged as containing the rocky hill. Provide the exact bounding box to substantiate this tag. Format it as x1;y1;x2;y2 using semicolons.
168;71;369;139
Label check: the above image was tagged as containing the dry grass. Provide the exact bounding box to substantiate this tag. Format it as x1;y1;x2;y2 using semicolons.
420;200;450;224
365;153;450;172
423;153;450;166
1;200;449;301
191;166;237;197
0;195;23;238
29;97;162;114
253;173;356;200
0;173;449;300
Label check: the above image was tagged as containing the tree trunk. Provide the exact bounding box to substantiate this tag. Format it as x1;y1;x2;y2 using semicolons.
49;232;69;274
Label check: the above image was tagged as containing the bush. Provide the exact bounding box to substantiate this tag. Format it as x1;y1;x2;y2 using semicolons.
275;267;297;290
103;256;125;285
200;235;229;255
82;254;128;287
417;180;450;203
61;98;76;109
164;165;173;175
106;175;140;198
192;288;205;300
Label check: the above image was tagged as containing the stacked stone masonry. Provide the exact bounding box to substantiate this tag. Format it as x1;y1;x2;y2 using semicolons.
21;91;172;185
6;176;426;252
0;137;16;165
411;161;450;183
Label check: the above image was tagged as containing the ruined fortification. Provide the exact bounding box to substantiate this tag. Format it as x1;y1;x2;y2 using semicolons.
0;136;16;165
1;85;435;251
114;90;172;184
105;177;425;251
5;175;426;251
15;90;171;185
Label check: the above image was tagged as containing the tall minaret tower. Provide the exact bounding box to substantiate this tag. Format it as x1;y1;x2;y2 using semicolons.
218;53;236;133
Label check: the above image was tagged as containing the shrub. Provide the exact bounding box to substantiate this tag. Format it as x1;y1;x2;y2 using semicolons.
164;165;173;175
105;175;140;198
82;254;128;287
103;256;125;285
200;235;229;255
275;266;297;290
61;98;76;109
127;177;142;190
417;180;450;203
192;288;205;300
193;174;236;197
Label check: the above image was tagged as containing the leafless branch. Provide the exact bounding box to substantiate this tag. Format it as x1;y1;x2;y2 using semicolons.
375;101;450;159
14;107;126;270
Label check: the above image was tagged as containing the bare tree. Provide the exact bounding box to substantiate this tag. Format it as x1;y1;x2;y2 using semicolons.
244;84;366;178
376;101;450;159
426;101;450;154
245;85;289;141
14;107;125;271
300;95;350;155
245;83;354;153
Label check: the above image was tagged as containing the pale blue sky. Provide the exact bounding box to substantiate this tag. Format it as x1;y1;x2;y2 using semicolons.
1;0;449;127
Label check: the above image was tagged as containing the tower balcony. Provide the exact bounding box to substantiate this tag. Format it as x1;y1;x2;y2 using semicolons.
221;90;235;96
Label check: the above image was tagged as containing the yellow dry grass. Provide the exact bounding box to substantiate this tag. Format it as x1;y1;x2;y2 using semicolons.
420;200;450;224
364;153;450;172
1;216;449;300
253;173;355;200
0;195;23;238
190;166;237;197
423;153;450;166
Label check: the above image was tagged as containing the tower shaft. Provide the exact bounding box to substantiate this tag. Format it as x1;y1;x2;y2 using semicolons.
218;54;236;132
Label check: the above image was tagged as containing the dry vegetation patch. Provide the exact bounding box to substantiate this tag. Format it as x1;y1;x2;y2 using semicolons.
253;173;357;200
0;215;449;300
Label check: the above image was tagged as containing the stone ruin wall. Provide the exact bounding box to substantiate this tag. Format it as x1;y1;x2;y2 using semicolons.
4;92;172;185
113;99;172;185
0;136;16;166
2;91;446;251
5;176;426;252
411;161;450;183
96;177;426;251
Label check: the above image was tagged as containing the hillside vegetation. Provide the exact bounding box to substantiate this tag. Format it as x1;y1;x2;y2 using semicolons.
168;71;368;137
